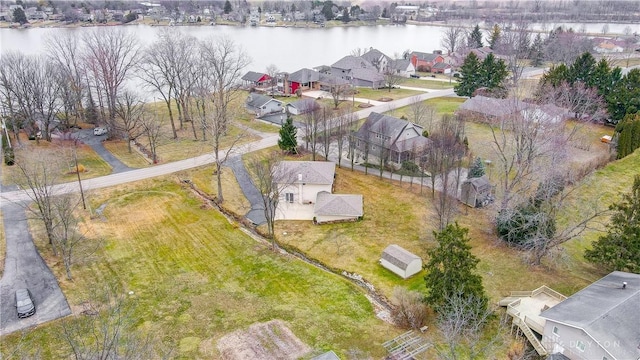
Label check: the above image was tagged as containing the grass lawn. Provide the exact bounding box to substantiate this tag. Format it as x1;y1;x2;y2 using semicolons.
400;78;455;89
102;140;152;168
355;87;423;101
3;177;398;358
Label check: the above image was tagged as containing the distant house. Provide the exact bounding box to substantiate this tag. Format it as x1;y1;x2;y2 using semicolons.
447;46;505;68
460;176;493;208
457;96;529;123
540;271;640;360
353;112;431;168
241;71;272;88
275;161;363;223
361;48;391;73
410;51;444;72
350;68;385;89
284;68;321;94
245;93;283;117
380;244;422;279
314;191;363;224
390;59;416;78
592;38;626;53
330;55;375;80
431;62;452;74
286;98;319;115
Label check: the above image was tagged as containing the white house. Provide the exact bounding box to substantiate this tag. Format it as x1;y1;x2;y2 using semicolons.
390;59;416;78
380;245;422;279
245;93;283;118
274;161;363;223
540;271;640;360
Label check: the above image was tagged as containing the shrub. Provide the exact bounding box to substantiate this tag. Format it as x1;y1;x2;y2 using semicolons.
391;287;428;329
3;147;14;166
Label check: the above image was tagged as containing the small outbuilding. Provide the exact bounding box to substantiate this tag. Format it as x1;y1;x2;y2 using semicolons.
460;176;493;208
311;350;340;360
380;245;422;279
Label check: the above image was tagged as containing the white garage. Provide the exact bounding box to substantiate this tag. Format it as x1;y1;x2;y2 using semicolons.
380;245;422;279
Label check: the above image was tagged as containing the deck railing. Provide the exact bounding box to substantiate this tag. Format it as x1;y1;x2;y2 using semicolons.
510;286;566;301
512;316;548;356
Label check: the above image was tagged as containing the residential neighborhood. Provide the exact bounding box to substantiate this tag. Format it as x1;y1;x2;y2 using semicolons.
1;0;640;359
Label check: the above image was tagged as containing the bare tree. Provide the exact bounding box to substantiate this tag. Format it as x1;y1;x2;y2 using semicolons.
82;28;141;127
495;20;531;85
384;58;404;92
50;192;86;280
441;26;465;54
199;36;251;203
391;287;428;330
137;29;198;139
334;108;356;168
435;292;499;360
249;153;296;247
60;282;166;359
318;105;333;160
140;113;164;164
44;32;86;127
300;101;322;160
409;96;436;134
114;91;145;153
0;52;25;144
265;63;279;91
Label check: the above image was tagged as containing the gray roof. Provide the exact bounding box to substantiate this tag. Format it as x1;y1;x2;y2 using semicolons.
381;244;420;270
540;271;640;360
432;62;451;69
275;161;335;185
314;192;363;217
331;55;374;71
411;51;441;62
319;73;351;86
361;48;390;64
311;350;340;360
289;68;320;84
350;67;385;83
458;96;530;118
463;176;491;191
391;59;412;70
392;136;431;152
241;71;268;82
246;93;281;108
356;112;425;147
287;98;319;112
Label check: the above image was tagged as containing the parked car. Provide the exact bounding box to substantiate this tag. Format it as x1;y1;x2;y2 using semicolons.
93;127;107;136
410;74;420;78
15;288;35;318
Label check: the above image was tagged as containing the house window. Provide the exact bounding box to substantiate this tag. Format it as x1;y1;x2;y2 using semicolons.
285;193;294;203
552;326;559;336
576;340;585;352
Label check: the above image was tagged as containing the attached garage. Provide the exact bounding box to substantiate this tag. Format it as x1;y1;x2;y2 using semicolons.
380;245;422;279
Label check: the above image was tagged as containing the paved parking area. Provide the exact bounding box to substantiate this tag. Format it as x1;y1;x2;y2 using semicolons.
0;204;71;336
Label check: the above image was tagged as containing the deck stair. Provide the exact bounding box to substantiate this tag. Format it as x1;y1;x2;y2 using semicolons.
512;316;548;356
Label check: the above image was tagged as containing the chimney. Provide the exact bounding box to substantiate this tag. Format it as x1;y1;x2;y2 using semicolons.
622;282;627;289
284;73;290;96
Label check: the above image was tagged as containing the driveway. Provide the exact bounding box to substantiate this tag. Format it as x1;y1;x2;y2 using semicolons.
74;129;131;174
0;203;71;336
227;157;267;225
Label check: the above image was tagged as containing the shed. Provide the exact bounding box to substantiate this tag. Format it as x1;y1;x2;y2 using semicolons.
380;245;422;279
311;350;340;360
460;176;493;208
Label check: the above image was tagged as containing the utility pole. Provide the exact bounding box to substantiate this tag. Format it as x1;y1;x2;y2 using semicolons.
73;138;87;209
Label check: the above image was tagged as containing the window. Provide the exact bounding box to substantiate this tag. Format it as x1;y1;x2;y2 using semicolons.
576;340;585;352
285;193;294;203
552;326;559;336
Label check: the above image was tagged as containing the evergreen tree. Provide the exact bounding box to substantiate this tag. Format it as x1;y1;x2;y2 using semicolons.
13;7;28;24
569;52;596;84
381;7;388;18
467;157;485;179
530;33;544;67
488;24;501;50
341;8;350;22
278;114;298;154
607;69;640;125
479;53;508;95
454;52;481;97
468;25;483;48
585;175;640;273
425;223;488;314
591;58;622;96
321;1;334;20
223;0;232;14
541;63;570;87
615;112;640;159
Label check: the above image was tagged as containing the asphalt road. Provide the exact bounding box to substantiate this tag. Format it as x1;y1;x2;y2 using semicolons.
0;203;71;336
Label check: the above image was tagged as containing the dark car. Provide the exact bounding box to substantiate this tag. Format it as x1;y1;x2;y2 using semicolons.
15;288;35;318
410;74;420;78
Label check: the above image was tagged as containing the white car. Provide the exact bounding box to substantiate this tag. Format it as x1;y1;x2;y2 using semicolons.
93;127;107;136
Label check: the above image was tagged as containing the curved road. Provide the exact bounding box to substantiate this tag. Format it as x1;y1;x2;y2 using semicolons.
0;87;455;336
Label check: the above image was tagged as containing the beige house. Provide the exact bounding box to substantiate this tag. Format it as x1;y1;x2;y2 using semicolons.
380;245;422;279
274;161;363;223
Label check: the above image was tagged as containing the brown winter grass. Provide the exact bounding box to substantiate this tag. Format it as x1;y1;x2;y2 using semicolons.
355;87;423;101
4;176;398;358
102;140;152;168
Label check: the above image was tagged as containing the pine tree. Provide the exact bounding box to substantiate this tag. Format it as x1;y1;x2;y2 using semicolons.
425;223;488;314
223;0;232;14
467;157;485;178
13;7;28;24
454;52;481;97
615;112;640;159
468;25;483;48
488;24;501;50
278;114;298;154
530;33;544;67
585;175;640;273
480;53;508;96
